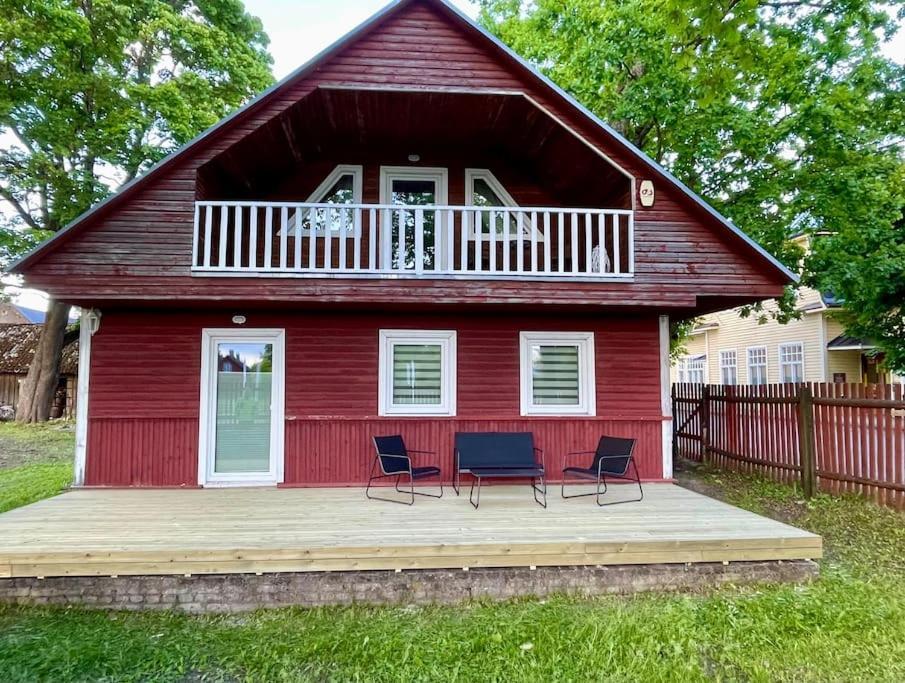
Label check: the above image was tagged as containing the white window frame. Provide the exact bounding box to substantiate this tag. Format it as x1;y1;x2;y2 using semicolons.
379;166;449;205
198;328;286;487
747;345;768;385
519;331;596;416
378;329;457;416
282;164;363;235
677;355;706;384
719;349;738;386
779;341;805;384
464;168;539;238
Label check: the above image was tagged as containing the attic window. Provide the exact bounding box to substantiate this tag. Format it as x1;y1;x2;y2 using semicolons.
282;164;363;235
464;168;537;237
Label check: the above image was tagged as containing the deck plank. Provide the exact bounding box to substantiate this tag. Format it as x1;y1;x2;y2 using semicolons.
0;484;821;577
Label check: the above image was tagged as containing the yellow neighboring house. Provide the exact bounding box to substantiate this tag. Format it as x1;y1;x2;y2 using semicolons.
672;239;902;387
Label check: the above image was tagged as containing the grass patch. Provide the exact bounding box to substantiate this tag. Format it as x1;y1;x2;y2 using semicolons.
0;420;75;470
0;461;72;514
0;448;902;681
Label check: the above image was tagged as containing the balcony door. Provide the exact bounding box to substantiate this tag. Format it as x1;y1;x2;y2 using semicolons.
198;329;285;486
379;166;449;271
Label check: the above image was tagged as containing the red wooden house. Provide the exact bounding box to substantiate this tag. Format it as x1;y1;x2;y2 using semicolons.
9;0;794;490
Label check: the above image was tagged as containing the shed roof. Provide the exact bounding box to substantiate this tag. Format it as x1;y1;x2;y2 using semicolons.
0;324;79;375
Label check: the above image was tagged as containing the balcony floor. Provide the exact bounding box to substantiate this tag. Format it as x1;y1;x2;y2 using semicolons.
0;484;821;578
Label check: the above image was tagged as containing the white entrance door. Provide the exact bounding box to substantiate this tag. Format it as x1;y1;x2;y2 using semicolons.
199;329;285;486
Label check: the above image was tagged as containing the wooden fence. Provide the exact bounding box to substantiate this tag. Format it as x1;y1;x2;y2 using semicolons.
673;382;905;509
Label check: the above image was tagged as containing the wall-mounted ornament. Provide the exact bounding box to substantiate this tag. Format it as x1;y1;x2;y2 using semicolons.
639;180;655;207
231;315;247;325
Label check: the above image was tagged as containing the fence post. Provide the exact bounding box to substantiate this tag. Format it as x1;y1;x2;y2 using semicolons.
671;385;678;463
798;385;817;498
701;384;710;462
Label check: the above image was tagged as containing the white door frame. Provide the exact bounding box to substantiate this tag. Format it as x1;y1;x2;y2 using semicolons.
379;165;449;205
198;328;285;487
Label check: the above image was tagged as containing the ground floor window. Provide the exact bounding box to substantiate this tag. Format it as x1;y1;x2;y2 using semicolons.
677;355;706;384
378;330;457;416
719;349;738;385
519;332;596;416
747;346;768;385
779;342;805;383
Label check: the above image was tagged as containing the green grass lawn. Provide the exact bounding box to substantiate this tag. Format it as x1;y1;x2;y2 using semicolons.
0;420;74;513
0;430;903;680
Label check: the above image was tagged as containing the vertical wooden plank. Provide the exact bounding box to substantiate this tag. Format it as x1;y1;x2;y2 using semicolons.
543;212;551;273
294;207;303;270
446;209;454;273
488;210;497;273
414;209;424;274
278;207;288;270
203;205;213;268
192;203;200;268
353;208;362;271
308;207;318;271
516;212;524;273
798;386;816;498
433;208;442;272
501;210;511;273
557;212;565;273
368;208;377;271
530;211;538;273
570;212;579;274
338;208;348;271
597;214;605;274
396;209;406;271
263;206;273;269
584;212;592;274
248;206;258;270
218;206;228;268
459;209;466;273
324;208;333;271
468;211;478;272
234;205;243;269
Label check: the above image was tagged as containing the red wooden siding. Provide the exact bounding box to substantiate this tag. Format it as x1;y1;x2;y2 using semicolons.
83;309;666;486
18;0;787;313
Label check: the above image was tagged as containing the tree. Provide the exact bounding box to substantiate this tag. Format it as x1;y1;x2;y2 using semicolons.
478;0;905;361
1;0;274;421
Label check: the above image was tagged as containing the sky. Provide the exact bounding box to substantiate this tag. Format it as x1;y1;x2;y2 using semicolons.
6;0;904;309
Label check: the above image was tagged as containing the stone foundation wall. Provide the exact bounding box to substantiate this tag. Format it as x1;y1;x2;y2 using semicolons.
0;561;818;613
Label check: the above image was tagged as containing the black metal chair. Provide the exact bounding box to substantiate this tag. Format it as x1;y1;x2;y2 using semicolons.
366;435;443;505
561;436;642;505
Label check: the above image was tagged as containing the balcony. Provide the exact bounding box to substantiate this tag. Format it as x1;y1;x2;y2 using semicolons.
192;201;634;280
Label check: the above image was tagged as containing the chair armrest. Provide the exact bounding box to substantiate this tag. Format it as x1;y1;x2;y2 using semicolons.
566;450;596;456
406;449;436;454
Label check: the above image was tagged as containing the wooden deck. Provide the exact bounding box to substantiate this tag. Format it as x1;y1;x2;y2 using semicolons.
0;484;821;578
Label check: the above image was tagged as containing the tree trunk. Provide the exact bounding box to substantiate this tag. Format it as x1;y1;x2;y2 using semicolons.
16;299;71;423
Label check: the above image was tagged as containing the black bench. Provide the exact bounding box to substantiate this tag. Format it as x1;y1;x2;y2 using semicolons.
453;432;546;508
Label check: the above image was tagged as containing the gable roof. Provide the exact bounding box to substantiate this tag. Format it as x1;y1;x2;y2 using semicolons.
8;0;796;284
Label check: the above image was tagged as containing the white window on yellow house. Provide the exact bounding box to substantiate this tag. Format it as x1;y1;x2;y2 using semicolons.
719;350;738;385
678;355;706;384
747;346;768;385
779;342;805;384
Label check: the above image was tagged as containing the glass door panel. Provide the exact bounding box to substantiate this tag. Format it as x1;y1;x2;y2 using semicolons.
390;178;437;270
214;341;273;474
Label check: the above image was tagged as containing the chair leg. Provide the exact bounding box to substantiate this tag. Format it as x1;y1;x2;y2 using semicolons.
596;461;644;506
469;475;482;509
562;474;605;500
366;460;416;506
398;475;443;499
533;474;547;508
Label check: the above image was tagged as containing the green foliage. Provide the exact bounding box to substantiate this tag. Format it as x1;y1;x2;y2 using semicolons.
478;0;904;352
0;0;274;264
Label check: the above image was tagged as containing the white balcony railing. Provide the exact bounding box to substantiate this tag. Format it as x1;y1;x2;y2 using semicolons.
192;201;634;279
